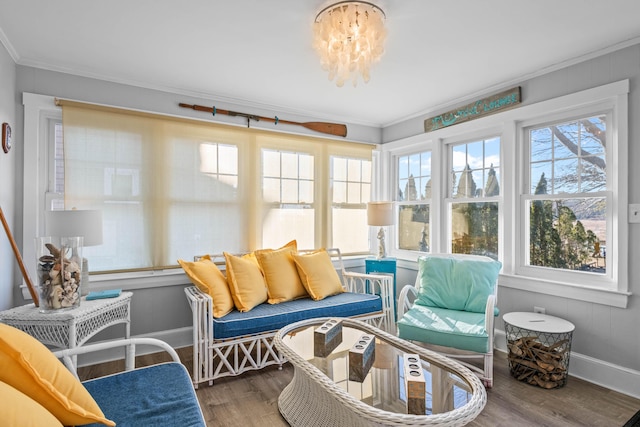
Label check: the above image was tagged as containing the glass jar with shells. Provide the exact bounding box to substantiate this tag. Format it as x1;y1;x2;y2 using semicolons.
36;236;83;313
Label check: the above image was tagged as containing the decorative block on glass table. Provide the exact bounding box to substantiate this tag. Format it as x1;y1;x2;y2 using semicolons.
314;318;343;357
403;353;426;415
348;333;375;382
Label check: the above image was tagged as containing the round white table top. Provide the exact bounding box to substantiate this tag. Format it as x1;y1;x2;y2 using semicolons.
503;311;575;334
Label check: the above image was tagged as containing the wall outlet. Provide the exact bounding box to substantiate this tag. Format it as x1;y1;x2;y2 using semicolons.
533;306;546;314
630;204;640;223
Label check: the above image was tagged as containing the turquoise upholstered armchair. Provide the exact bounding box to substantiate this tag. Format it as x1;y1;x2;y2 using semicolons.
397;254;501;387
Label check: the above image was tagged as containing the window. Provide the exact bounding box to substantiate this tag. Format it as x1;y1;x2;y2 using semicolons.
34;99;373;275
397;151;431;252
448;137;500;259
384;80;629;307
330;155;371;254
261;149;315;249
521;114;609;283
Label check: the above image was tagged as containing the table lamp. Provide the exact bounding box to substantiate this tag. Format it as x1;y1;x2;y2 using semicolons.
367;202;394;259
46;209;103;295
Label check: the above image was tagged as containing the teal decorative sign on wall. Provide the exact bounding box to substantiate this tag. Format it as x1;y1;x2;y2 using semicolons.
424;87;521;133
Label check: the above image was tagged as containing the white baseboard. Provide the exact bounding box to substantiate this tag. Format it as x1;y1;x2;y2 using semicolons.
75;326;193;367
495;329;640;400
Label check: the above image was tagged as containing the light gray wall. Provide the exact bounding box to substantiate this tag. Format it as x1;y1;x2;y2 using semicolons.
0;42;16;311
387;44;640;387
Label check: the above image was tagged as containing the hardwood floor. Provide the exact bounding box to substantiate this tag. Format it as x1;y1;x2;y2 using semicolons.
78;347;639;427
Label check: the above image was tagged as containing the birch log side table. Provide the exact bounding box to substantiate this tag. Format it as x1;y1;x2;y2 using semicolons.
0;292;132;368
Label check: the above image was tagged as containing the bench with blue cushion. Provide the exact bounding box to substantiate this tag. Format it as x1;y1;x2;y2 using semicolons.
184;249;394;387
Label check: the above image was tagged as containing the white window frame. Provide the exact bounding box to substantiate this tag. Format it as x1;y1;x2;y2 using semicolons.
517;106;613;289
395;148;433;253
443;132;502;260
382;80;629;308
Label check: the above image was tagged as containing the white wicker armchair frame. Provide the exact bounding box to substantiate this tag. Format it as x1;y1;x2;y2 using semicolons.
184;248;395;388
397;254;498;388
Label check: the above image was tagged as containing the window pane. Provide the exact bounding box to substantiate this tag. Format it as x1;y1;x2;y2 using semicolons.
218;144;238;176
333;157;347;181
299;154;314;180
299;180;314;203
451;202;499;259
530;162;552;194
398;151;430;202
449;138;500;198
263;207;314;249
263;150;280;177
529;115;606;195
347;158;362;182
333;208;368;253
554;158;579;194
528;197;606;273
334;181;347;203
282;179;298;203
531;127;553;161
398;205;430;252
330;155;371;253
263;178;280;202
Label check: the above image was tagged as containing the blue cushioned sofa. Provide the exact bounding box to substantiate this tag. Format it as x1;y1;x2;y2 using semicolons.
55;338;206;426
184;248;394;387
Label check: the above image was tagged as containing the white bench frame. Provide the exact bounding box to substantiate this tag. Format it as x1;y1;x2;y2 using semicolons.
184;248;394;388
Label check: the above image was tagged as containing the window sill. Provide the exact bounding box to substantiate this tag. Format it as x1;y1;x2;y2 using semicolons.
20;256;370;301
499;273;631;308
392;257;631;308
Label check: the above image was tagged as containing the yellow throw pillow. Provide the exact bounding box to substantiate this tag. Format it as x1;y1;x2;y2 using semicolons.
0;324;115;427
256;241;308;304
224;252;268;312
178;255;234;318
292;249;344;301
0;381;63;427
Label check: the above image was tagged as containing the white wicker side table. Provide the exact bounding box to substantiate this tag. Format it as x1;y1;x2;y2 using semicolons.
0;292;132;367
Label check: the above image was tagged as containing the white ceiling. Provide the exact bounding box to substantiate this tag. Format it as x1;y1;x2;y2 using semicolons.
1;0;640;127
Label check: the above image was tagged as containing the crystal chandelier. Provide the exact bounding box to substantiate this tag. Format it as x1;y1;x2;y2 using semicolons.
313;1;386;87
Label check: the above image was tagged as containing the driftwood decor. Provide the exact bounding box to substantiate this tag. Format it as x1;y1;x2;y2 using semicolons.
424;87;521;133
507;335;570;389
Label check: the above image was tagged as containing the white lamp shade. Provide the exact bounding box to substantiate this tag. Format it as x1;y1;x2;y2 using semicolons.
45;210;103;246
367;202;394;227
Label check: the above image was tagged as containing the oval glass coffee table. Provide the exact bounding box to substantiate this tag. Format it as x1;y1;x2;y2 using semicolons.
274;317;486;427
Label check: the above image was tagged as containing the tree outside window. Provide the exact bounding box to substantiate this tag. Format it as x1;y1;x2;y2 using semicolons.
527;115;607;273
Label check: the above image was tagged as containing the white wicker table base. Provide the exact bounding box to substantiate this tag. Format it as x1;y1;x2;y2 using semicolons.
0;292;132;367
275;318;486;427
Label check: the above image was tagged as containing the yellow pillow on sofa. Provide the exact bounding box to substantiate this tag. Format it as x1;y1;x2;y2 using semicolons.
224;252;268;312
0;323;115;427
178;255;235;318
0;381;63;427
256;240;308;304
292;249;344;301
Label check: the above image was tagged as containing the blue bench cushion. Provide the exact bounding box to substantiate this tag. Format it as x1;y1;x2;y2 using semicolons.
213;292;382;339
397;305;489;353
82;362;205;427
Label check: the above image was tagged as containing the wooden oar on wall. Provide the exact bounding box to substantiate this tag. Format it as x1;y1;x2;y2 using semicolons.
179;103;347;137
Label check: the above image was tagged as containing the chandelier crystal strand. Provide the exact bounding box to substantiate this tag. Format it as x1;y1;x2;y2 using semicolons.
313;2;386;87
